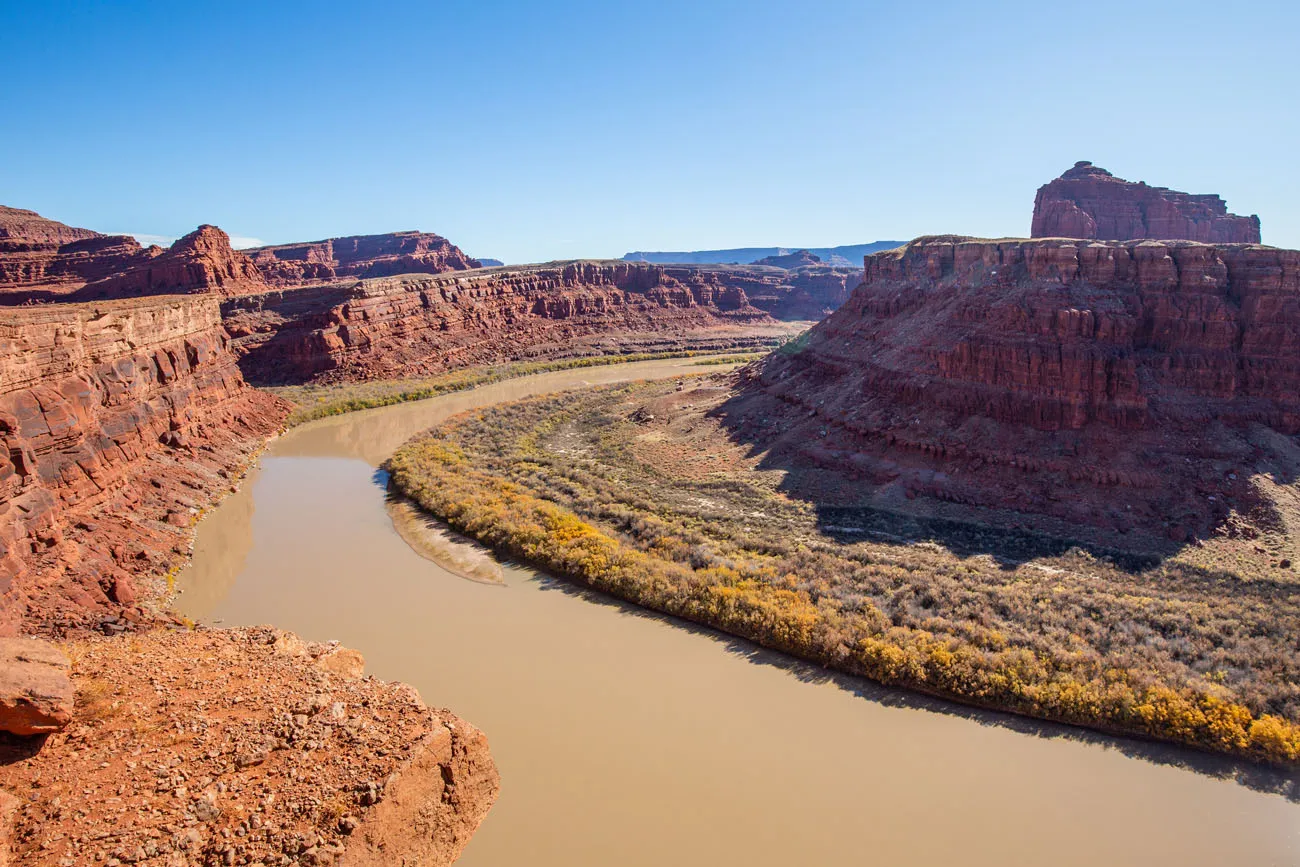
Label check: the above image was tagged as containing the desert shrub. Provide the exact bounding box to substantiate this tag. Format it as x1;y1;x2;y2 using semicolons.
386;380;1300;765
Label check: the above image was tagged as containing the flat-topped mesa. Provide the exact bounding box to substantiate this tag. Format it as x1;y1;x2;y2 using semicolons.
732;236;1300;549
1031;161;1262;243
243;231;480;286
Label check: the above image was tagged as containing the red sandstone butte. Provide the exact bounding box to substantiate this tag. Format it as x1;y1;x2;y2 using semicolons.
242;231;481;286
1031;161;1261;244
729;236;1300;551
79;225;267;299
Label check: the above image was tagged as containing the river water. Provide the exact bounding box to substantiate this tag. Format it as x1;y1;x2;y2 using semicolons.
175;358;1300;866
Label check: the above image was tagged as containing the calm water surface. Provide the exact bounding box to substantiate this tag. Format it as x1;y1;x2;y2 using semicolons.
176;358;1300;867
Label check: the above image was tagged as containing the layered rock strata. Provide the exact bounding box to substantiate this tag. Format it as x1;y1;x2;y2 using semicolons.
729;236;1300;549
665;263;862;320
0;205;151;295
77;225;266;299
0;627;499;867
244;231;480;286
0;217;268;301
0;207;100;246
222;261;804;385
0;296;289;635
1032;161;1261;243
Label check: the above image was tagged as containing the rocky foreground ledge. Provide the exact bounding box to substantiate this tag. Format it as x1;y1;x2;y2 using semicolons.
0;626;499;866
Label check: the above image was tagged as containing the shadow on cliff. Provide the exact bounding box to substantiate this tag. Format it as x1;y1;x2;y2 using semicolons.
520;566;1300;802
703;384;1300;576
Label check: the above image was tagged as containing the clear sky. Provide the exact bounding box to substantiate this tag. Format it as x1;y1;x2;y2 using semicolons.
1;0;1295;263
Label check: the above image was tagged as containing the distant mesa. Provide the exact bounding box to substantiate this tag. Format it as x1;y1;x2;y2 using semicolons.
0;207;483;301
476;258;505;268
1031;161;1261;243
624;241;902;268
752;250;822;269
243;231;480;287
0;205;101;245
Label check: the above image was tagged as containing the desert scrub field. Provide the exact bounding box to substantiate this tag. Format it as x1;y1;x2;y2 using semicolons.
386;376;1300;764
268;351;764;425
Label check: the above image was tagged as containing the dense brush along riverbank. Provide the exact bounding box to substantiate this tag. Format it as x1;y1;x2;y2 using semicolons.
386;375;1300;764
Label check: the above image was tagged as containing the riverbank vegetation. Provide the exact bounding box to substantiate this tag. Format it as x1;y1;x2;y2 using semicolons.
268;351;763;425
387;377;1300;764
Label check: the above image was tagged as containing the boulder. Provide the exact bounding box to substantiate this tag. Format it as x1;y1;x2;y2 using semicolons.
0;638;73;736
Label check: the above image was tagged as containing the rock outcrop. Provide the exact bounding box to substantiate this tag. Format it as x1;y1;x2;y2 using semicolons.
0;207;100;246
666;263;862;321
77;225;266;299
222;261;803;385
0;627;499;867
0;207;151;295
727;236;1300;550
753;249;822;269
0;211;270;301
1031;161;1261;243
0;296;289;635
0;639;72;736
0;211;484;303
244;231;480;286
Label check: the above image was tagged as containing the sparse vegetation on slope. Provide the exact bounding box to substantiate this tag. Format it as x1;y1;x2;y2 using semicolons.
387;377;1300;765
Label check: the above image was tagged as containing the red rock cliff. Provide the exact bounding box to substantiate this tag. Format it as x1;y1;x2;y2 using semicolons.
244;231;480;286
729;236;1300;549
0;212;269;301
0;297;289;635
222;261;796;384
1031;162;1261;243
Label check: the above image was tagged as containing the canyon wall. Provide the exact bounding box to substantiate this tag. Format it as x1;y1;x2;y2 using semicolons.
223;261;806;384
0;216;268;301
0;206;151;293
1031;161;1261;243
665;263;862;320
0;296;288;635
729;236;1300;549
244;231;480;286
0;209;481;301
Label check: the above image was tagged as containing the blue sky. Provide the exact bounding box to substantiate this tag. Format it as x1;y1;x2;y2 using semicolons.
1;0;1295;263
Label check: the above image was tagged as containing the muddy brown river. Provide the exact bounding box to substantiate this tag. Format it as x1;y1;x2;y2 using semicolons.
176;358;1300;866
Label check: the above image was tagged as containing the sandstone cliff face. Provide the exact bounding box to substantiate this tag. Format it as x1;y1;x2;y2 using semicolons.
223;261;790;384
244;231;480;286
0;207;153;294
729;236;1300;549
77;225;266;299
1031;161;1261;243
0;297;288;635
0;212;269;301
665;264;863;320
0;207;100;246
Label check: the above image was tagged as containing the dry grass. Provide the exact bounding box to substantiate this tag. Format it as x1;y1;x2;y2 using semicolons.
387;376;1300;764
